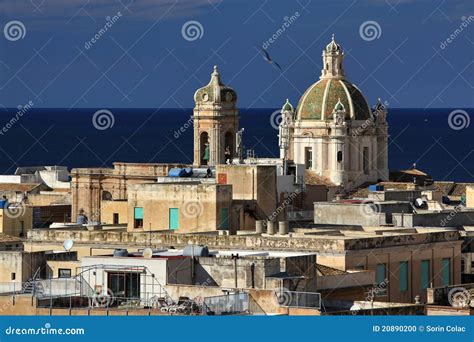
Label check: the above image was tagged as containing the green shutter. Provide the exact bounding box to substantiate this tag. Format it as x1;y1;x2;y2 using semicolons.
421;260;430;289
134;207;143;219
399;261;408;292
441;258;450;286
376;264;386;284
169;208;179;230
220;208;229;230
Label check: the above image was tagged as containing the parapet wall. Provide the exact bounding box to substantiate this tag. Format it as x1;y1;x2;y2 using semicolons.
27;229;460;253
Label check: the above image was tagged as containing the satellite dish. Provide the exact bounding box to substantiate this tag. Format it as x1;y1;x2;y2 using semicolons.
142;248;153;259
63;239;74;251
414;198;424;208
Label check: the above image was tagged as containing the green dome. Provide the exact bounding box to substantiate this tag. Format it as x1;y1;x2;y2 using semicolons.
296;79;371;121
282;98;294;112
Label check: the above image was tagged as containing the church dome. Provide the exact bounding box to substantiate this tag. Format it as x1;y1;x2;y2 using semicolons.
194;65;237;105
296;35;371;121
296;78;371;121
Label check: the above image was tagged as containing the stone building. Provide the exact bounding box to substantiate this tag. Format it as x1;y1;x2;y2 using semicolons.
126;182;233;233
71;162;184;222
193;66;239;166
279;35;389;191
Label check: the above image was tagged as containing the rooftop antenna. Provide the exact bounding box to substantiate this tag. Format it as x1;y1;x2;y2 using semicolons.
63;239;74;251
236;128;245;164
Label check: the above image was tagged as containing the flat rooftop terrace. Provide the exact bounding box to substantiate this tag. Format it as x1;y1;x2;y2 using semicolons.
26;227;462;253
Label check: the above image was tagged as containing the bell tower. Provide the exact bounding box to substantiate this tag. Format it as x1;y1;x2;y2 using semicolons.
193;66;239;166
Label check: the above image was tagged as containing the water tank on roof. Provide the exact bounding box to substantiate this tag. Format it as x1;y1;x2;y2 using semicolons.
184;167;193;177
113;248;129;257
168;168;187;177
183;245;209;257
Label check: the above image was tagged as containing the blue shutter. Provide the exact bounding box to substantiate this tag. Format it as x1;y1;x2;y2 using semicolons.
441;258;450;286
399;261;408;292
421;260;430;289
169;208;179;230
376;264;386;284
220;208;229;230
134;207;143;219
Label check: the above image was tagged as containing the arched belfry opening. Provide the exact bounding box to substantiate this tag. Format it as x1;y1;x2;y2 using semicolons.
200;132;209;165
193;66;239;166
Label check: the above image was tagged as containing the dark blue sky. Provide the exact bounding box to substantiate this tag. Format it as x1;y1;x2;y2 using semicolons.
0;0;472;109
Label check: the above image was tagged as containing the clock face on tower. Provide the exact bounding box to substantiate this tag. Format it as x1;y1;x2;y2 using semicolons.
225;92;233;102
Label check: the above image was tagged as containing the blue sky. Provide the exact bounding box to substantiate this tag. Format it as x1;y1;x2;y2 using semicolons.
0;0;472;109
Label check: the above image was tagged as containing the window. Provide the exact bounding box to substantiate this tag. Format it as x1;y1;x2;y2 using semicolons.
305;147;313;169
108;272;140;299
363;147;369;175
376;263;386;285
441;258;450;286
421;260;430;289
113;213;119;225
134;207;143;229
11;273;15;280
59;269;72;278
399;261;408;292
169;208;179;230
20;221;24;237
337;151;343;163
220;208;229;230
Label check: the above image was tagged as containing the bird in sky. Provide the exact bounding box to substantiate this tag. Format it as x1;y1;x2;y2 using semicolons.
260;48;282;71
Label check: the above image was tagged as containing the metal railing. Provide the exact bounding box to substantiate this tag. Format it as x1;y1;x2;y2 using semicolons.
203;293;250;315
275;290;321;309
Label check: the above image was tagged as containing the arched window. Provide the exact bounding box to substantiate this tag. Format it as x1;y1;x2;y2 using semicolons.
200;132;209;165
337;151;343;163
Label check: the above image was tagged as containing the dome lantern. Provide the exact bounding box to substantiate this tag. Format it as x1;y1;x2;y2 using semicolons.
321;34;345;80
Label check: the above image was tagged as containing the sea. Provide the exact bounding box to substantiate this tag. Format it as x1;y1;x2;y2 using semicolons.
0;107;472;182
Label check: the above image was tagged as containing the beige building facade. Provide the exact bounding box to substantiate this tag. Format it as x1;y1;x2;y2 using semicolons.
127;183;233;233
71;162;185;222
